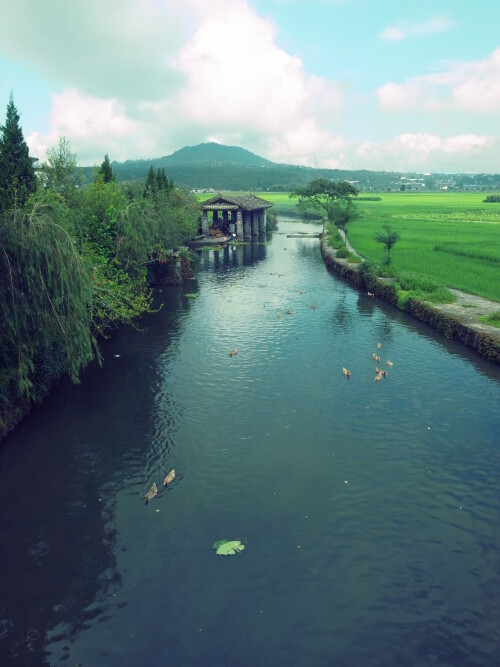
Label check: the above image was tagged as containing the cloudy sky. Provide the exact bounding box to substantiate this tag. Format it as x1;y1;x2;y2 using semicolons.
1;0;499;172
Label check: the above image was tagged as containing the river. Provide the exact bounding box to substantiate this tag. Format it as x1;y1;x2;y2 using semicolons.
1;220;499;666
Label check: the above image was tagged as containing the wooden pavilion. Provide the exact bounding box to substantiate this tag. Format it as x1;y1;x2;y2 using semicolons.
201;193;273;240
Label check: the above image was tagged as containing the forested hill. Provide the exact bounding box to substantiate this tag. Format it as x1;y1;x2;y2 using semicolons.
80;142;395;190
164;143;275;167
80;142;500;192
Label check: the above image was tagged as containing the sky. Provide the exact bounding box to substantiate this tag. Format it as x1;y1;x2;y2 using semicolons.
1;0;500;173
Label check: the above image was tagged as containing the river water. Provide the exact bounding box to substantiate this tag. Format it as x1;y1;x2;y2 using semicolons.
1;220;499;666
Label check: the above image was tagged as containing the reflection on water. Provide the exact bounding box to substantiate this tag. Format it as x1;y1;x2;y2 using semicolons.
1;220;499;666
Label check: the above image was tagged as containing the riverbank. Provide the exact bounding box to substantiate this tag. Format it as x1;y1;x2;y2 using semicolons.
0;253;195;445
321;237;500;364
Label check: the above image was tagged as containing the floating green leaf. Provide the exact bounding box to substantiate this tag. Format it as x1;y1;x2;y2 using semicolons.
213;539;245;556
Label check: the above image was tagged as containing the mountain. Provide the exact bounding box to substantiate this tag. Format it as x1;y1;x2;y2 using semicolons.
80;143;500;192
163;142;275;167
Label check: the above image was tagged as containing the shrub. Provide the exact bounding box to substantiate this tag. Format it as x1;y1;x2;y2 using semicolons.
326;223;343;249
358;260;378;290
335;246;349;258
394;272;456;304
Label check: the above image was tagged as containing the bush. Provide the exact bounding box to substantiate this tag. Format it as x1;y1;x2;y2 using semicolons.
358;260;378;290
335;246;350;258
394;272;456;304
325;223;343;249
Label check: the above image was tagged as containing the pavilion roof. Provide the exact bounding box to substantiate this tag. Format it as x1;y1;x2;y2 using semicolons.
202;193;273;212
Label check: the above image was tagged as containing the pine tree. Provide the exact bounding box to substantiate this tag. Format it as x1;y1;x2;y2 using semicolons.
0;94;37;214
143;165;157;197
98;153;115;183
159;167;169;191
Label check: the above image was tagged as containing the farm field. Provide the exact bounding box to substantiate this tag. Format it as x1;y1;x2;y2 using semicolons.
347;192;500;302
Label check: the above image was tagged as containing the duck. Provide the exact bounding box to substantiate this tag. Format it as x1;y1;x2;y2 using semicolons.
144;482;158;504
367;291;374;297
377;342;381;349
386;360;394;367
299;289;306;294
163;469;176;486
342;367;351;379
229;348;238;356
312;304;317;310
374;372;383;383
375;367;388;377
373;354;381;363
286;309;293;315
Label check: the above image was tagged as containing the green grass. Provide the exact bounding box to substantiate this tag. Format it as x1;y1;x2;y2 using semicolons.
478;310;500;328
347;192;500;301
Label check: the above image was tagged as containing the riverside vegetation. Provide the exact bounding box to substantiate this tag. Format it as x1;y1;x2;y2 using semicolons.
0;96;199;439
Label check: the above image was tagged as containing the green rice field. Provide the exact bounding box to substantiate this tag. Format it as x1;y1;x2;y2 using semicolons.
347;193;500;302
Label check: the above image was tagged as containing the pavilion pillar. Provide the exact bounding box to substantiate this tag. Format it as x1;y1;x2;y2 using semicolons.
244;212;251;238
202;211;209;238
251;212;258;235
236;210;243;240
259;210;267;232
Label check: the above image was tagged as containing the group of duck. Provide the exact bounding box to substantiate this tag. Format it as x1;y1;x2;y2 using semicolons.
342;343;394;382
144;468;176;504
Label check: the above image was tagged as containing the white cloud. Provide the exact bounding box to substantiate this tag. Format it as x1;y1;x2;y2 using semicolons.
174;2;344;137
377;47;500;115
3;0;499;172
23;0;347;167
381;16;454;41
268;121;348;167
0;0;187;103
27;90;143;164
353;132;495;172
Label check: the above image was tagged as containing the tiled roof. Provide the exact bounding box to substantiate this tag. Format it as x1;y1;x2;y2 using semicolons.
202;193;273;211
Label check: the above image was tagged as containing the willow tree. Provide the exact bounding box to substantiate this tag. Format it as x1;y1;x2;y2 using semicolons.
0;192;95;404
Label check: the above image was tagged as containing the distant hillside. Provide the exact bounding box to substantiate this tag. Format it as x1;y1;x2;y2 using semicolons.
81;142;500;193
164;142;274;167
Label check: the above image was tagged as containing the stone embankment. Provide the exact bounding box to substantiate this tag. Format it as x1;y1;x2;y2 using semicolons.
321;237;500;364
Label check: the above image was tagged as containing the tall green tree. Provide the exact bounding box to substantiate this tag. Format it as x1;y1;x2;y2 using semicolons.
98;153;115;183
0;94;37;214
143;165;157;198
290;177;359;237
156;167;169;192
41;136;81;203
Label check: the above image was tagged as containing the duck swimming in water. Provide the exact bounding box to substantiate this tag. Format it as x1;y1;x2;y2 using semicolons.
144;482;158;504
